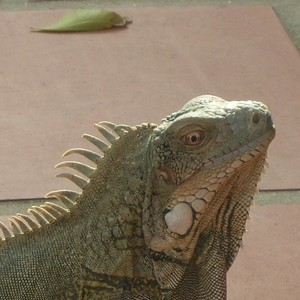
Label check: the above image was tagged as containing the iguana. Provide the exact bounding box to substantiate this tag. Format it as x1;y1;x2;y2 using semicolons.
0;95;275;299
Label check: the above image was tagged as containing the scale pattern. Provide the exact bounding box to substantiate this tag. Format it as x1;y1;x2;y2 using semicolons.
0;95;275;299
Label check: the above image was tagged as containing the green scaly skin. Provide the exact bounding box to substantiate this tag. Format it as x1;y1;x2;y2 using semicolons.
0;95;275;299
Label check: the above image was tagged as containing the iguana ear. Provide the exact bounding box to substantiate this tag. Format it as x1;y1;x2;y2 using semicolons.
157;165;176;186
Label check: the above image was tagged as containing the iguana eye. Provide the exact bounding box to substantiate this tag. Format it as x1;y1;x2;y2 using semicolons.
183;130;205;146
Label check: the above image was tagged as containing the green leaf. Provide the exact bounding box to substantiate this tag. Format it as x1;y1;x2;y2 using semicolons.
31;9;131;33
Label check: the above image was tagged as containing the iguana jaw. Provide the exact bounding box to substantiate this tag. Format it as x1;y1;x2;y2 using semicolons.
143;146;271;291
143;96;275;262
147;149;269;260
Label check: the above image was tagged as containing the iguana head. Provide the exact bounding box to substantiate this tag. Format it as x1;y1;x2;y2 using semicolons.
143;95;275;286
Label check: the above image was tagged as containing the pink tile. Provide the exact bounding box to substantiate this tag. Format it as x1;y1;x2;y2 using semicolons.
0;7;299;198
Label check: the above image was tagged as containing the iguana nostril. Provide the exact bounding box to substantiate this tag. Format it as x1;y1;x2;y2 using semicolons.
252;112;261;124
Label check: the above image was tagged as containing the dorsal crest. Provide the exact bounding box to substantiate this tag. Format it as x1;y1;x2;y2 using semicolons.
0;122;155;241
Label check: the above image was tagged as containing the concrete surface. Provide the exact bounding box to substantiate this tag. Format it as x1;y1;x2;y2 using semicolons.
1;6;299;199
228;204;300;300
0;0;300;52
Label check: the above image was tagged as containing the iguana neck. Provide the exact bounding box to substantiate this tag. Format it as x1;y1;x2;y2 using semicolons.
70;124;161;295
0;124;158;299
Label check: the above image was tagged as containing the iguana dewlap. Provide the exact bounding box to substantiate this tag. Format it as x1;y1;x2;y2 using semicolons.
0;95;275;299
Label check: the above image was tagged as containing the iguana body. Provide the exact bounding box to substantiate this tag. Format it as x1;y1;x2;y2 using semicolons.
0;95;275;299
